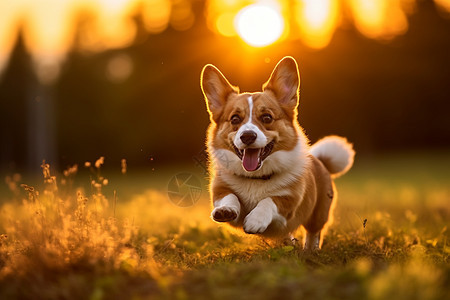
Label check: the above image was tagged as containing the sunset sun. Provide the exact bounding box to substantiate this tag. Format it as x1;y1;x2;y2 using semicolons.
235;4;284;47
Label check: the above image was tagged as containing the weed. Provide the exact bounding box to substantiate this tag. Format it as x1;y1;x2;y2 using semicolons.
0;159;159;299
0;154;449;299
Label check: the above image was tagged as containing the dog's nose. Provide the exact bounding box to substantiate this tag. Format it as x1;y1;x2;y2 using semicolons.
240;131;257;145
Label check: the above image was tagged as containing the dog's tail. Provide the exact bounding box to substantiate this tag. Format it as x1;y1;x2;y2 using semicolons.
310;136;355;178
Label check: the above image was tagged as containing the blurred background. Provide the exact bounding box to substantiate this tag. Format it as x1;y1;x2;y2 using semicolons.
0;0;449;174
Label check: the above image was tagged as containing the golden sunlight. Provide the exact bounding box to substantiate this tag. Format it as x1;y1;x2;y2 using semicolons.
349;0;409;40
216;12;236;37
295;0;339;49
0;0;141;82
434;0;450;15
141;0;171;33
0;1;20;71
0;0;447;74
0;0;174;69
235;3;284;47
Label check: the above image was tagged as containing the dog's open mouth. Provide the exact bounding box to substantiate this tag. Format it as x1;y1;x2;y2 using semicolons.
233;141;274;172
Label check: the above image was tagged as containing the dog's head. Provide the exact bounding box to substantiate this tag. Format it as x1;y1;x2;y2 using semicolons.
201;56;303;175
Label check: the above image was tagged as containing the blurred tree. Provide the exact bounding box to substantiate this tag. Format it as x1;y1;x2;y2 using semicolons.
0;28;39;171
1;1;450;172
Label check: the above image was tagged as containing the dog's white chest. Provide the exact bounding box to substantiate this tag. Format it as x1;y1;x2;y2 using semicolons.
221;172;296;211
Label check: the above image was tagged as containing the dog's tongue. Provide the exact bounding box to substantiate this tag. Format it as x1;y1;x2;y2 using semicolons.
242;148;261;172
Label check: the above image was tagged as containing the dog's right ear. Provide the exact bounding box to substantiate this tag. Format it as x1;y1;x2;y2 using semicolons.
201;64;238;122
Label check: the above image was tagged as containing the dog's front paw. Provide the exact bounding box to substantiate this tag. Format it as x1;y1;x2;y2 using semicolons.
212;206;238;222
243;209;271;234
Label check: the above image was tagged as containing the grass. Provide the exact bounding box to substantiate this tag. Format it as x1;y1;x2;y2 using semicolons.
0;152;449;300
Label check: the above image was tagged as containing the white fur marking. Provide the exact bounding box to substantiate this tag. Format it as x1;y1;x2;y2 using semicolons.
243;197;286;234
233;95;267;149
247;96;253;122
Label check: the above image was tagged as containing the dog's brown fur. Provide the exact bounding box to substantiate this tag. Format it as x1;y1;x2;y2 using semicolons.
201;56;354;249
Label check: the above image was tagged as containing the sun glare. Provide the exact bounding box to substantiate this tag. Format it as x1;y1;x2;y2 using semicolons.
216;12;236;37
349;0;408;40
296;0;339;49
0;0;446;75
304;0;332;29
434;0;450;15
235;4;284;47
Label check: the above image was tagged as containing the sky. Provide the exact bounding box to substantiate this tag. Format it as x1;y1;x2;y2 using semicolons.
1;0;450;79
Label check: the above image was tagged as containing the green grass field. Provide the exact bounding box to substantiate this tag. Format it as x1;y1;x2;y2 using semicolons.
0;152;449;299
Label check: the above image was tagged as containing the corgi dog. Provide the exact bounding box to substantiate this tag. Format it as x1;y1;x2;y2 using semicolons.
200;56;355;250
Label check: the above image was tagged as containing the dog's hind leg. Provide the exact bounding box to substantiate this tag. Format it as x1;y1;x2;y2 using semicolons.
302;162;335;250
304;231;321;250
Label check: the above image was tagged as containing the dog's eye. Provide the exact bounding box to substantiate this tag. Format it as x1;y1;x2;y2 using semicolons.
230;114;242;125
261;114;273;124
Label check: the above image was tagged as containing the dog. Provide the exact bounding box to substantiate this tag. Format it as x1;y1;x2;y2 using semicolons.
200;56;355;250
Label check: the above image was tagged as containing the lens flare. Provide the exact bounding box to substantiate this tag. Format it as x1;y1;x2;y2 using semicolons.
349;0;408;40
235;4;284;47
434;0;450;16
296;0;339;49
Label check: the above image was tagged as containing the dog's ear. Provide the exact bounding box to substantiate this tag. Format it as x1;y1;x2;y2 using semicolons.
201;64;238;121
263;56;300;113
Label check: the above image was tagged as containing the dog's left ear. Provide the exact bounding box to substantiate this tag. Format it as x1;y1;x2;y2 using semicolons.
263;56;300;113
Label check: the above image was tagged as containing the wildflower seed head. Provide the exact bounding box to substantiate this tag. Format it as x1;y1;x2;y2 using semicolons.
121;159;127;174
95;157;105;169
